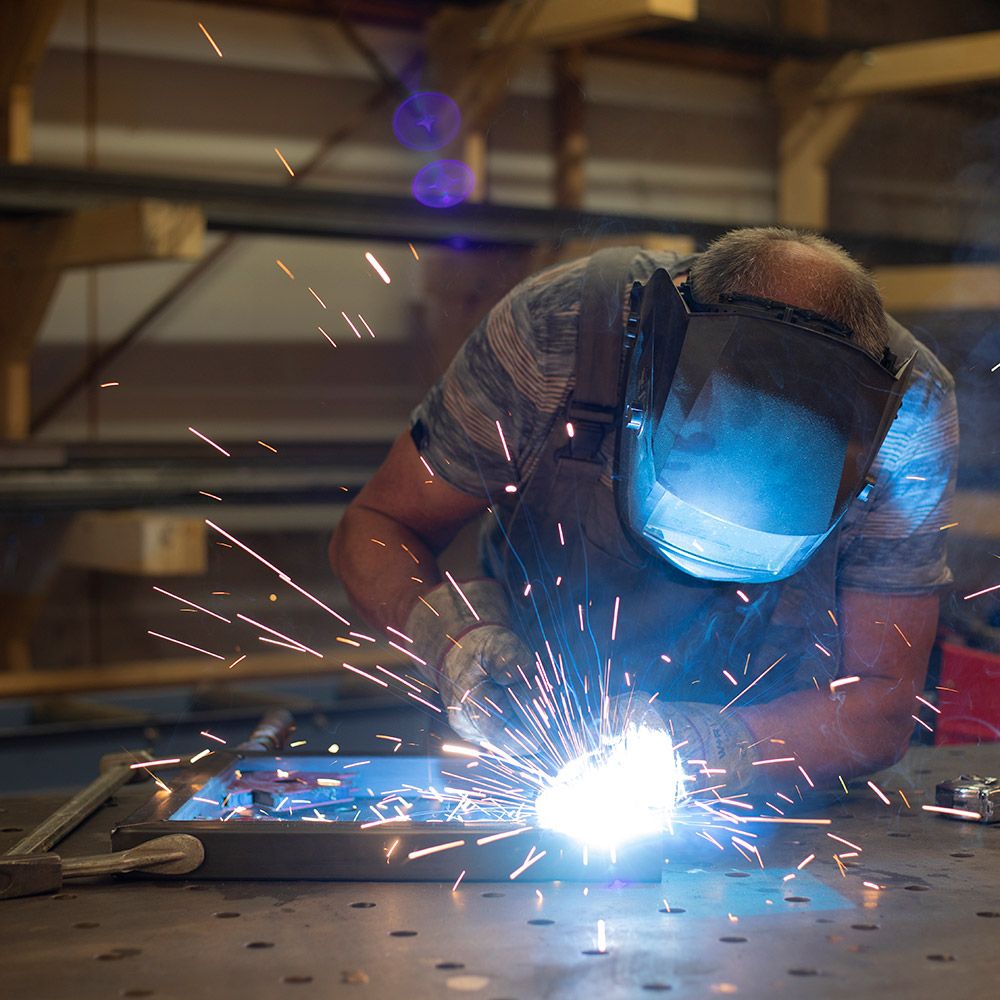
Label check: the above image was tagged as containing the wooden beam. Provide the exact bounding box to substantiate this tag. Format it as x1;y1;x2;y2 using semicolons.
553;46;587;210
0;199;204;438
779;0;828;39
874;264;1000;313
0;199;205;272
62;511;207;576
0;1;64;163
816;30;1000;101
526;0;696;46
777;97;865;229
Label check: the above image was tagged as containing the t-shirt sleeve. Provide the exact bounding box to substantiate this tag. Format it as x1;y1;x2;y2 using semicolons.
410;260;584;497
837;354;959;594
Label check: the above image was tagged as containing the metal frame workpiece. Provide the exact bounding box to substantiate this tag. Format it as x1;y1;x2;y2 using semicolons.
0;743;997;1000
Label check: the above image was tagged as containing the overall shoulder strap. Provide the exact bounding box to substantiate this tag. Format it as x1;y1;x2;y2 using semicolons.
558;246;637;472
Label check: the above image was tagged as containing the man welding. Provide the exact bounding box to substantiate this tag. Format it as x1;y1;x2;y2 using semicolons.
330;228;958;796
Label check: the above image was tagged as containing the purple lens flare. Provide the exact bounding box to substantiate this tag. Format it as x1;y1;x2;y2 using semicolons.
392;92;461;151
412;159;476;208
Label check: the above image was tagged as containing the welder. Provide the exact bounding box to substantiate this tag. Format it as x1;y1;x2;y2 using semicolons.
330;228;958;796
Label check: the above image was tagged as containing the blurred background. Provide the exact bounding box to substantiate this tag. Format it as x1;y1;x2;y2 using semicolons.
0;0;997;789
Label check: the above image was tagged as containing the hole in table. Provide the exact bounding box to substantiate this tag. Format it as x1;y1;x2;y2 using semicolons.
976;911;1000;918
246;942;274;949
481;892;505;898
527;919;554;926
851;924;879;931
581;949;608;956
74;921;100;929
927;955;955;962
436;962;465;970
282;976;312;985
785;897;811;903
52;893;77;900
214;912;240;919
389;930;417;937
788;969;819;977
350;901;376;909
719;937;747;944
724;872;750;878
887;832;911;838
0;827;24;833
658;907;686;914
642;984;672;991
950;852;974;859
904;885;929;891
184;885;208;891
120;990;154;998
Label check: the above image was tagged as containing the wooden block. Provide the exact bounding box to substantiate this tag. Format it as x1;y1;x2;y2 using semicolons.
62;511;207;576
526;0;697;46
875;265;1000;313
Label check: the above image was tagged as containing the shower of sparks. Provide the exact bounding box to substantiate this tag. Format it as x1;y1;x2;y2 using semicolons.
867;781;891;806
275;259;295;279
130;758;180;769
365;252;391;284
452;870;466;891
147;630;225;660
190;750;213;764
200;731;227;744
274;147;295;176
408;242;420;260
99;381;119;388
205;519;350;626
407;839;465;860
719;654;786;713
342;312;363;338
199;491;223;501
610;596;621;641
922;804;982;820
197;21;224;57
227;654;247;669
357;314;377;338
496;420;512;461
257;439;277;453
318;326;337;348
154;585;232;623
188;426;231;457
829;675;860;690
308;287;327;309
963;582;1000;601
444;572;479;621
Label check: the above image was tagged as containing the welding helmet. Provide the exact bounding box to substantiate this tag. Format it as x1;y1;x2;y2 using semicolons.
616;269;915;583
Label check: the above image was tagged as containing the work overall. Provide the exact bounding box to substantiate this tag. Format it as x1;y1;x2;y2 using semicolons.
480;248;914;713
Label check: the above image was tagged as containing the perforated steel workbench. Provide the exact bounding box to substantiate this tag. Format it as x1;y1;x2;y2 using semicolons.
1;742;997;1000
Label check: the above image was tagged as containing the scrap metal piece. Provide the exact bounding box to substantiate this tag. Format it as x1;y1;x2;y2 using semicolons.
935;774;1000;823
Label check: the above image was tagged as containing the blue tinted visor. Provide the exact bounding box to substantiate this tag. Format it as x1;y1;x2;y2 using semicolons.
616;271;914;583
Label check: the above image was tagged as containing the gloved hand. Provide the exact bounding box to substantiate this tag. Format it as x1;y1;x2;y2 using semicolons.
608;691;760;794
404;578;535;744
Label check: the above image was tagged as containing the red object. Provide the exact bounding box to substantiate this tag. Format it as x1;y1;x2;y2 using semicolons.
935;641;1000;745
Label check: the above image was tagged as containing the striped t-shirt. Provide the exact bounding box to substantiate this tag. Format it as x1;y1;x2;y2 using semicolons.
412;249;958;594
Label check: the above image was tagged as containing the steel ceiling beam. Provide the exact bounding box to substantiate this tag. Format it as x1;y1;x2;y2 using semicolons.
0;163;992;265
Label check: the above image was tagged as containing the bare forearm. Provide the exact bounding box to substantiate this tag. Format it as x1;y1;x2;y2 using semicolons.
736;677;918;789
330;505;442;632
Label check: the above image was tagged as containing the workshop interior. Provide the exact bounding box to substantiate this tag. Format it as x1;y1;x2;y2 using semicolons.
1;1;999;998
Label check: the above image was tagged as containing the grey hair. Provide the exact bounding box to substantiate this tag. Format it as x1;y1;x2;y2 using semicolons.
687;227;889;357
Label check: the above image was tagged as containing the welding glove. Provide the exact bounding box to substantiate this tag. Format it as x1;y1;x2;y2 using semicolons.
608;692;760;794
404;578;534;744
